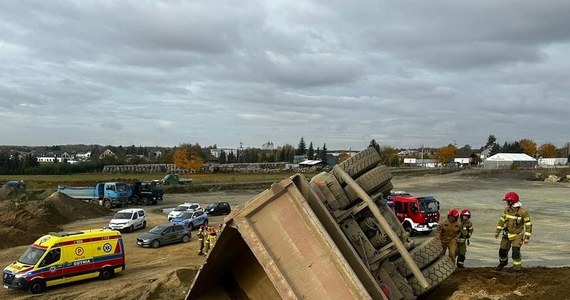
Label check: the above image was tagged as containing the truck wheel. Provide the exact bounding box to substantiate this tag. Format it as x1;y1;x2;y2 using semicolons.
408;255;456;296
333;147;382;185
29;279;46;294
142;221;147;229
182;234;190;243
403;222;414;236
99;267;114;280
142;197;149;206
130;196;139;204
344;165;393;202
393;237;444;277
151;240;160;248
310;172;350;210
103;200;111;209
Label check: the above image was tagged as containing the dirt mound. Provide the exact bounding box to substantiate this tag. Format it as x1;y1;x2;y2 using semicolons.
0;187;24;201
109;268;197;300
421;267;570;300
24;192;112;225
0;192;112;249
0;202;61;249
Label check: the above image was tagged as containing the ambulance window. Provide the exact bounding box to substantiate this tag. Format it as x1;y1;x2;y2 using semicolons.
40;248;61;267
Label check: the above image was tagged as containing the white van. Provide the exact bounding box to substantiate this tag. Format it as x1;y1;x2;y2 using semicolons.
109;208;146;232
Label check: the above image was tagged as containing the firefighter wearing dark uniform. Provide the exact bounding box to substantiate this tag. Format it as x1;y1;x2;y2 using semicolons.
435;208;462;260
495;192;532;272
197;226;206;255
456;209;474;268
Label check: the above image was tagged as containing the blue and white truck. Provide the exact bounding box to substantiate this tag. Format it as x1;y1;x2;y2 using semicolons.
57;182;129;208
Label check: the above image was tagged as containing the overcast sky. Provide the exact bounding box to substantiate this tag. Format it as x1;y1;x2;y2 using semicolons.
1;1;570;150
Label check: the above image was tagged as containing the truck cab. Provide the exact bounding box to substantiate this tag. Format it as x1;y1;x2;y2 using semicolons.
128;181;163;205
388;193;440;235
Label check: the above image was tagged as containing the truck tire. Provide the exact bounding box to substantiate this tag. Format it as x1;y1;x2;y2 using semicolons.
333;147;382;185
310;172;350;210
408;255;456;296
103;200;111;209
29;279;46;294
142;197;149;206
344;165;393;202
393;237;444;277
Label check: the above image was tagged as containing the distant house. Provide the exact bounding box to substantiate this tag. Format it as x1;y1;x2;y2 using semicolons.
298;160;323;167
484;153;537;169
99;149;117;159
538;158;568;166
453;150;475;166
403;158;438;168
35;151;71;163
75;151;91;161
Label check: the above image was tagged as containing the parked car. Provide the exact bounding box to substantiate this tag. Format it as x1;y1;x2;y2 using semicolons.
136;223;190;248
205;202;231;216
108;208;147;232
167;202;202;221
170;210;208;230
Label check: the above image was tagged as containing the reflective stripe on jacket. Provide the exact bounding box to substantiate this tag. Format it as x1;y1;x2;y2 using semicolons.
495;207;532;239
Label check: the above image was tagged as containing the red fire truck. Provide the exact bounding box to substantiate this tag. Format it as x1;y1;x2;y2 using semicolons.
387;191;440;235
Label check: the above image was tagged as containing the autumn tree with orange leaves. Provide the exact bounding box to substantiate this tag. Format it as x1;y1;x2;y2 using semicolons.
538;143;557;158
337;152;351;164
437;144;458;164
519;138;537;157
173;145;204;170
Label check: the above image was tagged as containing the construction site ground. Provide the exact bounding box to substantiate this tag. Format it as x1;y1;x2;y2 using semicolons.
1;171;569;300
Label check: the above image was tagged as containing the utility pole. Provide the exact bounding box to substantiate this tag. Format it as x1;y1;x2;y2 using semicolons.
421;144;424;168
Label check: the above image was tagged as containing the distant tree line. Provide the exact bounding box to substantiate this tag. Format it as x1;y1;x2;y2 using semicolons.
1;135;569;174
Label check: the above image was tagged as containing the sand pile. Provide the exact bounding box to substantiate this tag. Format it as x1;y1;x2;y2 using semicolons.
0;191;112;249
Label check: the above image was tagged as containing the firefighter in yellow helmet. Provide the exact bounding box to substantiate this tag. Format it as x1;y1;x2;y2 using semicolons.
435;208;462;261
456;209;474;268
495;192;532;272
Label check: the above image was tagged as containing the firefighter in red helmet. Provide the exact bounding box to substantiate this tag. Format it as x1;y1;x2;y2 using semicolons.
435;208;462;260
495;192;532;272
456;209;474;268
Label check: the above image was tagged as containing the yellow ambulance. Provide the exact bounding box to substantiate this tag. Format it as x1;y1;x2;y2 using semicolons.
3;229;125;294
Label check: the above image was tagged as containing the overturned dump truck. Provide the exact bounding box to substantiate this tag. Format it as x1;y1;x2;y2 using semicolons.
187;148;455;300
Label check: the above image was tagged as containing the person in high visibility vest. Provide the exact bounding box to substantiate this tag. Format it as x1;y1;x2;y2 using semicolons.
197;225;206;255
495;192;532;273
208;227;218;248
435;208;462;261
456;209;474;268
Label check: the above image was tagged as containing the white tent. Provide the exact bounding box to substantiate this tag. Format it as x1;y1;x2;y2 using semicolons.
484;153;537;169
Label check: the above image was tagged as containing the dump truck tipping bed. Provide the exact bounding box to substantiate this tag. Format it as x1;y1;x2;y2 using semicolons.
187;175;385;300
188;147;455;300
